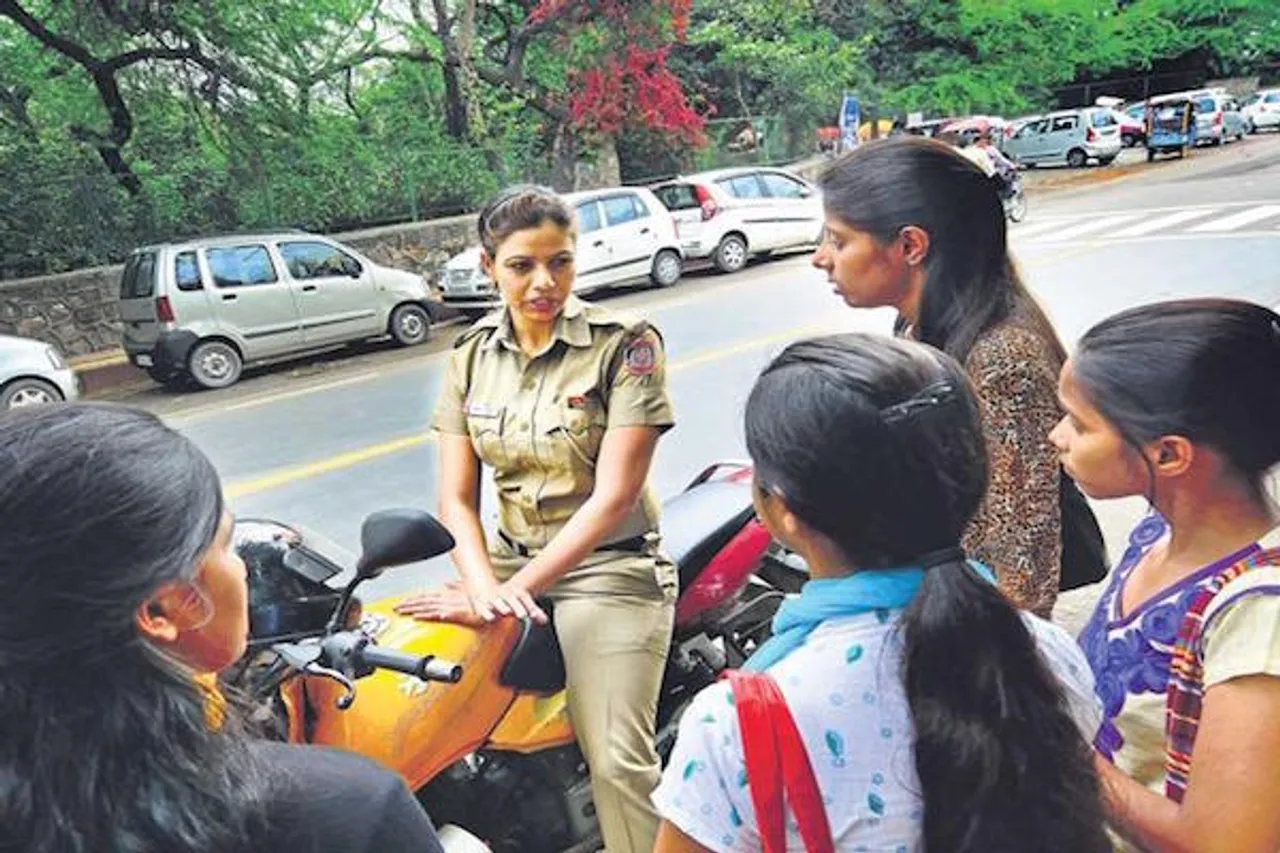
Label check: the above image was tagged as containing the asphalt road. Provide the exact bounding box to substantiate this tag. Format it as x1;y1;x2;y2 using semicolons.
122;133;1280;629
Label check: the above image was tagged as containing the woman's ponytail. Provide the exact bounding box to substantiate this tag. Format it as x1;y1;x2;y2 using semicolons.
903;557;1109;853
747;334;1111;853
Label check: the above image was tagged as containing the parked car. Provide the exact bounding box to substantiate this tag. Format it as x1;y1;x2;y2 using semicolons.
1003;107;1122;168
1190;92;1248;144
119;232;435;390
650;167;823;273
438;186;683;315
904;117;958;138
1111;109;1146;147
1243;89;1280;132
0;334;79;410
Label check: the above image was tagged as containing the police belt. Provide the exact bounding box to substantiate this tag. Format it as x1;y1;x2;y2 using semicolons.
497;529;649;558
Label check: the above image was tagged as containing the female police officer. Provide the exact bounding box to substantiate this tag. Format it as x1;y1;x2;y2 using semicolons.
395;185;677;853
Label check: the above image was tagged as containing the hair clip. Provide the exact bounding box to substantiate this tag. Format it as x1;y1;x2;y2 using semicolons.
880;380;958;423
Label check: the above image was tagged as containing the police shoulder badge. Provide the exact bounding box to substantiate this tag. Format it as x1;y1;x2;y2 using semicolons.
622;334;657;376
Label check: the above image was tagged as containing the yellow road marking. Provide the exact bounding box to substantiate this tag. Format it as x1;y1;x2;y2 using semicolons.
225;433;433;499
223;321;849;500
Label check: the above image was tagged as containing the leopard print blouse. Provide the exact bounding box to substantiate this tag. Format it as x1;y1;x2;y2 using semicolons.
960;319;1065;618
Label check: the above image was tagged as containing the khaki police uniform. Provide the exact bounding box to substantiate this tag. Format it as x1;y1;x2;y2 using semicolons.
431;295;677;853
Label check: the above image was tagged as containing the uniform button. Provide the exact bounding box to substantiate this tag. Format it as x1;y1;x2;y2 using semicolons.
519;422;530;432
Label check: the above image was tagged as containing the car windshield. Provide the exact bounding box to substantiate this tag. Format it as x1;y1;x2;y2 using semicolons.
1197;98;1216;112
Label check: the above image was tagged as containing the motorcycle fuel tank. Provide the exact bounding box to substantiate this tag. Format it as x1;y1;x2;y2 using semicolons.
285;597;575;791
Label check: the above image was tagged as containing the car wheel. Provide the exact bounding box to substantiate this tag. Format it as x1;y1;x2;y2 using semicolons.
1121;133;1136;148
1066;148;1087;168
188;340;243;390
649;249;683;288
1;377;63;409
713;234;749;273
390;303;431;346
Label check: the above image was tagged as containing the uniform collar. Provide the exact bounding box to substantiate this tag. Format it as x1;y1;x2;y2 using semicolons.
486;295;592;352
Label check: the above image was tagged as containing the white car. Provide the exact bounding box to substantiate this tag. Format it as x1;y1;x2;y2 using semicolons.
0;334;80;409
437;186;683;314
650;167;823;273
1244;89;1280;132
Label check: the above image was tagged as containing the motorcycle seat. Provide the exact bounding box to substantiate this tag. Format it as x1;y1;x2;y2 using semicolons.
499;602;566;694
661;480;756;590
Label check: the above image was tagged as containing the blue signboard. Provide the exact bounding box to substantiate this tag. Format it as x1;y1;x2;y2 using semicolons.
838;93;860;152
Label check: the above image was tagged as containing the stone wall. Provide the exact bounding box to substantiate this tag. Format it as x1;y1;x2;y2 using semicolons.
0;212;481;358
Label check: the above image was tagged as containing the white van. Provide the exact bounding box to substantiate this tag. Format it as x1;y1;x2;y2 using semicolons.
118;232;434;389
437;186;684;314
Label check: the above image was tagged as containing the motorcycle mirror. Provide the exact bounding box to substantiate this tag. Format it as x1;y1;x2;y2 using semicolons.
356;509;455;580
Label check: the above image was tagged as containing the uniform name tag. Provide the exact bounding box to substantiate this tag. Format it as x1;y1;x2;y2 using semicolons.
466;401;501;418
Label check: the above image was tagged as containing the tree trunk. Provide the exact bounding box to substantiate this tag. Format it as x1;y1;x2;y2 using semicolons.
576;134;621;189
550;121;578;192
441;62;470;140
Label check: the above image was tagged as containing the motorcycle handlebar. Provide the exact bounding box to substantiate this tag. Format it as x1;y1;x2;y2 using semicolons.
358;643;463;683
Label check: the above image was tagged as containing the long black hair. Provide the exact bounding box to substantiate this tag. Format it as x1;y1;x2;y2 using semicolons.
819;136;1066;365
1073;298;1280;502
745;334;1109;853
0;403;271;853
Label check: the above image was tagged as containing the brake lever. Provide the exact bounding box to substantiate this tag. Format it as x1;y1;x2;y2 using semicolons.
272;641;323;670
304;661;358;710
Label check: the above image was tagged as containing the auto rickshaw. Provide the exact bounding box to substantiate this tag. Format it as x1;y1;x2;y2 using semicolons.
1145;97;1197;161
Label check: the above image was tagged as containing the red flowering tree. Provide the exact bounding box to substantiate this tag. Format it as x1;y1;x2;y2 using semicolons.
526;0;705;186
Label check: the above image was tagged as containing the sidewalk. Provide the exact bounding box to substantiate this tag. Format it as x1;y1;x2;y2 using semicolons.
70;350;151;399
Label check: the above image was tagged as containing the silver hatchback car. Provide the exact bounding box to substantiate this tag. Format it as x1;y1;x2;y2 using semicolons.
119;232;435;389
0;335;80;410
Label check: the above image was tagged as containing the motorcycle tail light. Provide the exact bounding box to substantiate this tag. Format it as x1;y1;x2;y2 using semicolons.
674;518;772;628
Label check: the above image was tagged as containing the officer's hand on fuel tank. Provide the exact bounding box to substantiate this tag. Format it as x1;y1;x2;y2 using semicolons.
393;588;487;626
471;581;548;625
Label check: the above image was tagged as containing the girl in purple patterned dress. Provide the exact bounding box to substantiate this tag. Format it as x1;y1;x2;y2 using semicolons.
1050;299;1280;852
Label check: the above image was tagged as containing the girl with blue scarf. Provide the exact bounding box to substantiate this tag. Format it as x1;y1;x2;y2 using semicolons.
652;333;1109;853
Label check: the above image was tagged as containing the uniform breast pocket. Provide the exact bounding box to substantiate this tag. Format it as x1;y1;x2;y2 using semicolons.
466;406;509;469
548;403;607;473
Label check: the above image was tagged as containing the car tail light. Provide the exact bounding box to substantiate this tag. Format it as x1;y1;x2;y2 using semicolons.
694;184;719;221
1214;112;1223;125
155;295;176;324
1086;126;1097;142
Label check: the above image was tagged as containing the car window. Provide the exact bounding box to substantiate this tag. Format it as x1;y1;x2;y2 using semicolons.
654;184;699;211
717;174;764;199
759;172;808;199
279;241;360;280
206;245;278;288
1050;115;1079;132
631;194;651;219
1197;98;1216;112
575;200;603;234
1267;93;1280;104
119;252;157;299
601;195;640;227
174;251;203;292
1091;111;1116;127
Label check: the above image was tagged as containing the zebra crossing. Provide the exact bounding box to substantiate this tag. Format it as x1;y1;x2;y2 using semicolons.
1010;202;1280;245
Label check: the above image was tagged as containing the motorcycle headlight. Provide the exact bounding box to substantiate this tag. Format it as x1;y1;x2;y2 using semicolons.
45;346;66;370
